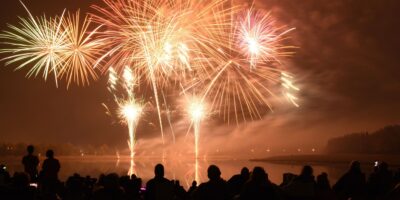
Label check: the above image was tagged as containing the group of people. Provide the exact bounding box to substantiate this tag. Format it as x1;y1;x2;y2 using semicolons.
0;145;399;200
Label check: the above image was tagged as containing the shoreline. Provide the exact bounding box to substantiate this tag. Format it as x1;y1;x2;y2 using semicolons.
251;154;400;167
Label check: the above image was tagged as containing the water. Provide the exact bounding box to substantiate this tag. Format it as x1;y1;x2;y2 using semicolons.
1;156;353;188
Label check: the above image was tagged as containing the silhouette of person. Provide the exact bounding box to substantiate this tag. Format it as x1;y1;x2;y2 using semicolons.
228;167;250;198
193;165;229;200
240;166;277;200
333;161;366;200
22;145;39;182
187;180;197;197
315;172;336;200
39;149;61;199
282;165;316;200
93;173;124;200
367;161;394;199
145;164;174;200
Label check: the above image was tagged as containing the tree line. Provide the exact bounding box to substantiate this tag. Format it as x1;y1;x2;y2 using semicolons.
325;124;400;154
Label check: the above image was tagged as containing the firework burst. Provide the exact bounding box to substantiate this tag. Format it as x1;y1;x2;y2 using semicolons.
0;2;106;87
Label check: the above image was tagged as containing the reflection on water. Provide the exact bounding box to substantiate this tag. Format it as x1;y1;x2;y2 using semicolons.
2;156;352;188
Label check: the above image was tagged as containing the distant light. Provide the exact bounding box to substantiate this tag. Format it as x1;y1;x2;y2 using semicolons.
312;148;316;152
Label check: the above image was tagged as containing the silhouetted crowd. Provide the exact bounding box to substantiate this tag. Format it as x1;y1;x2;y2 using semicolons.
0;145;399;200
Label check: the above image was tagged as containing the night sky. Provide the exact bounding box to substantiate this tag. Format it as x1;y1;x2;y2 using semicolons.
0;0;399;155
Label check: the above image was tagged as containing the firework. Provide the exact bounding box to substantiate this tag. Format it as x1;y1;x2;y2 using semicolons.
108;67;144;159
0;2;105;87
58;11;105;87
186;97;207;159
237;9;295;69
0;2;67;86
183;6;298;124
1;0;300;154
91;0;241;142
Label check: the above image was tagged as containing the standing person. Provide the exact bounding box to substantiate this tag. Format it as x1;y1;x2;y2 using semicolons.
333;161;366;200
193;165;229;200
22;145;39;182
39;149;61;199
145;164;174;200
240;167;277;200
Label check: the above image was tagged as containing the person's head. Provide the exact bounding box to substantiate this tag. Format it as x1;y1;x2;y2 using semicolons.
27;145;34;154
46;149;54;158
349;161;361;173
301;165;314;177
207;165;221;181
241;167;250;179
191;180;197;187
251;167;267;182
316;172;330;189
154;164;164;178
104;173;120;189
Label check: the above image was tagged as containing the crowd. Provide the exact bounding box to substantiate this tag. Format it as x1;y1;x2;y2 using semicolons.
0;145;399;200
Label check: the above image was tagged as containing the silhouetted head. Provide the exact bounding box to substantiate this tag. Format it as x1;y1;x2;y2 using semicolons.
104;173;120;189
349;161;361;173
316;172;330;189
131;174;137;180
27;145;34;154
46;149;54;158
154;164;164;178
241;167;250;179
207;165;221;181
251;167;268;182
191;180;197;187
300;165;314;177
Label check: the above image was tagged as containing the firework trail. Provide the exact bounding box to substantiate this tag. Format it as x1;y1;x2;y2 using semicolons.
185;97;206;159
108;67;144;159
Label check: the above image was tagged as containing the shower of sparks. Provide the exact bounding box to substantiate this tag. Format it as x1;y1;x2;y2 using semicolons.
237;9;295;69
0;1;66;86
58;11;105;87
186;97;207;159
109;67;144;159
1;0;301;153
0;2;105;87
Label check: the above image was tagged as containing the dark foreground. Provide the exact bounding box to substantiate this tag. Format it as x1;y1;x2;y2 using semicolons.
1;161;400;200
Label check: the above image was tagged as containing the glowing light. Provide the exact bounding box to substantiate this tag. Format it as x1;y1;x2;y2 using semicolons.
108;66;144;159
185;97;207;159
120;101;142;123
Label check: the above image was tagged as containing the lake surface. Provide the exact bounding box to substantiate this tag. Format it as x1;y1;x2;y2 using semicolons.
1;156;363;188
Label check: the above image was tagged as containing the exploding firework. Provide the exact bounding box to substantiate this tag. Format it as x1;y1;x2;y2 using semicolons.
91;0;242;142
108;67;144;159
1;0;300;156
185;97;207;159
58;11;105;87
0;2;105;87
183;7;299;124
0;2;67;86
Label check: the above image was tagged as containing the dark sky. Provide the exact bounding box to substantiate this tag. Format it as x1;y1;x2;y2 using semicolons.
0;0;399;155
